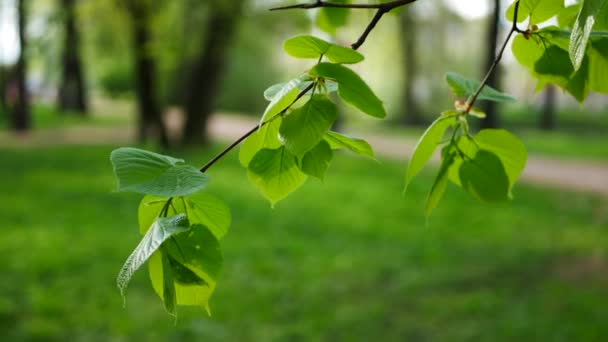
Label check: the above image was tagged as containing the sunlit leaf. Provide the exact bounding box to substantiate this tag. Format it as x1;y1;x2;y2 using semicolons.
405;116;456;193
324;131;374;158
301;140;333;180
280;95;337;158
247;147;308;205
310;63;386;118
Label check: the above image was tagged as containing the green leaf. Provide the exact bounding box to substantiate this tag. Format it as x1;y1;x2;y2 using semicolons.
589;38;608;93
301;140;333;180
506;0;565;24
186;193;231;240
110;148;208;197
316;0;351;34
283;35;364;64
474;129;528;191
446;72;516;103
160;250;177;316
263;75;311;101
310;63;386;118
425;152;456;218
284;35;331;59
570;0;608;71
247;147;308;205
138;194;230;241
279;95;337;158
324;131;374;158
260;78;301;123
405;116;456;193
459;150;510;203
148;224;222;311
116;214;190;298
239;117;283;167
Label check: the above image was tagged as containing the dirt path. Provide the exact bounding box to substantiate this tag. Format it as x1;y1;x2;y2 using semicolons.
2;114;607;196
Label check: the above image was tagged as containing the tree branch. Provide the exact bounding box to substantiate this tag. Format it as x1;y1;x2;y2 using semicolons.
199;0;420;172
465;0;522;112
270;0;418;11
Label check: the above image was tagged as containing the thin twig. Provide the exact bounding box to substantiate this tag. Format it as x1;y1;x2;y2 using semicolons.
465;0;521;112
271;0;417;11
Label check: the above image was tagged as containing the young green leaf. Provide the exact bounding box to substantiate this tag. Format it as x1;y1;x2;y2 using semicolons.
405;116;456;193
283;35;364;64
507;0;565;25
163;225;223;283
110;148;209;197
186;193;231;240
474;129;528;190
239;117;283;167
147;225;222;312
570;0;608;71
446;72;516;103
324;131;374;158
116;214;190;298
425;152;456;218
316;0;351;35
284;35;331;58
138;194;230;241
310;63;386;118
459;150;510;203
279;95;337;158
260;78;301;123
160;250;177;316
301;140;334;180
247;147;308;205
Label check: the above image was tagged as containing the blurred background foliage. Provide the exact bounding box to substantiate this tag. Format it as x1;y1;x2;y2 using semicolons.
0;0;607;340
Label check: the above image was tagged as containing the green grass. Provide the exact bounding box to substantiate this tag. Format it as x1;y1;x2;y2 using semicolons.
1;144;607;341
0;102;131;131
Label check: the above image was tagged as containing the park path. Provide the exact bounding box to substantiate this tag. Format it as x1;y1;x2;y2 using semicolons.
1;114;607;197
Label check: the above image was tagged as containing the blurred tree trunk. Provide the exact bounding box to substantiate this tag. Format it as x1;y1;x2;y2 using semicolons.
480;0;501;129
58;0;87;115
539;85;556;130
127;0;168;147
399;7;423;126
12;0;30;132
182;1;245;145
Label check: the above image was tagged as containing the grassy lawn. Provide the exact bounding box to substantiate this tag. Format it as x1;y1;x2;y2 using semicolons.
1;144;607;341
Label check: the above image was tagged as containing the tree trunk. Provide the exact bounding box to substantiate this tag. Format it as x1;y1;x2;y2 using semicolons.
182;1;244;145
58;0;87;115
127;1;168;147
539;85;556;130
480;0;501;129
399;7;423;126
12;0;30;132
